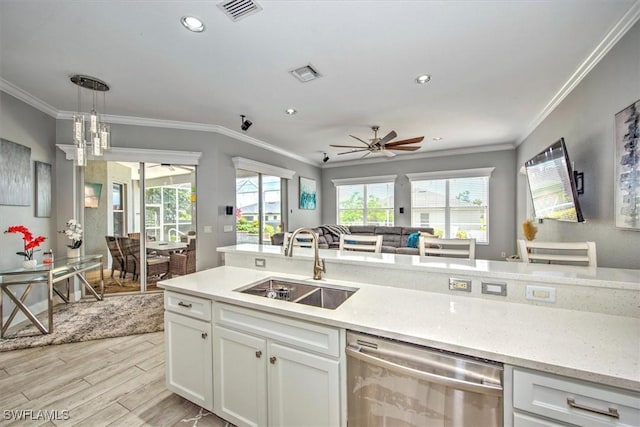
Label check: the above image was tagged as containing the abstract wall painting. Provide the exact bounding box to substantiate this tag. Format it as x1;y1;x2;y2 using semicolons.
299;176;317;210
35;161;52;217
0;138;31;206
614;99;640;230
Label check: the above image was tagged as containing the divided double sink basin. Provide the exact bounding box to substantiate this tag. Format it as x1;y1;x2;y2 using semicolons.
235;279;358;310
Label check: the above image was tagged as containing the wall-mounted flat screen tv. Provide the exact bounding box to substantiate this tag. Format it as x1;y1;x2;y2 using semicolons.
524;138;584;222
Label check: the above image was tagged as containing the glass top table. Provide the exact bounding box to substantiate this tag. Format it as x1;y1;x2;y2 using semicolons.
0;254;104;337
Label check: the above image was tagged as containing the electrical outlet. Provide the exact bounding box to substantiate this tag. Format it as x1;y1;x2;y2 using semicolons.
526;285;556;302
255;258;266;268
449;278;471;292
482;281;507;296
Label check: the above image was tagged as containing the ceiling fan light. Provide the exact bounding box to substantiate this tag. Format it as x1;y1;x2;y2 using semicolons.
433;137;443;140
415;74;432;84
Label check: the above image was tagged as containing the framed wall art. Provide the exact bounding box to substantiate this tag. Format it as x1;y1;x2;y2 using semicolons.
0;138;31;206
35;161;52;217
299;176;317;210
614;99;640;230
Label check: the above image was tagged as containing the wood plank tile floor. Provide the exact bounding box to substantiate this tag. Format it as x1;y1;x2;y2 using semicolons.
0;332;233;427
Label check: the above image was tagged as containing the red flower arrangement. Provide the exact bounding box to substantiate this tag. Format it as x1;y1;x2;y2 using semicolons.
4;225;46;260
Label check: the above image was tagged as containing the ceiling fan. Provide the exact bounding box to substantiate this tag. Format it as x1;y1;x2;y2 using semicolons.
330;126;424;159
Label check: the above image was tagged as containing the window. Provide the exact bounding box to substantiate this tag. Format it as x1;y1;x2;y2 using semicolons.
407;168;493;243
333;175;396;226
112;182;126;236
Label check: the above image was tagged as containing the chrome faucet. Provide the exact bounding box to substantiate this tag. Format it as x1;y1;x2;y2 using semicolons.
285;227;326;280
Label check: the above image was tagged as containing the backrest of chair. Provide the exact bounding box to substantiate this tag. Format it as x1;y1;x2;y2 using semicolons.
105;236;124;263
339;234;383;253
117;236;140;261
517;240;597;266
419;236;476;260
283;231;315;249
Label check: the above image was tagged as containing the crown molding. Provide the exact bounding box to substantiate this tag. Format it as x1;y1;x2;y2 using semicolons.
57;144;202;165
0;77;59;117
321;143;515;169
517;0;640;146
56;110;316;166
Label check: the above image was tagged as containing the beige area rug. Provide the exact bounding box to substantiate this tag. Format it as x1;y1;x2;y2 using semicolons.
0;293;164;352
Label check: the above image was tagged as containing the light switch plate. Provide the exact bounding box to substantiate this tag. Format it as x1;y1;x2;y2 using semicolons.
223;225;233;232
204;225;213;233
482;281;507;296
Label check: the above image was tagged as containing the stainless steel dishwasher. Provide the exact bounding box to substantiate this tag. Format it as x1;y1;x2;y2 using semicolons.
346;331;503;427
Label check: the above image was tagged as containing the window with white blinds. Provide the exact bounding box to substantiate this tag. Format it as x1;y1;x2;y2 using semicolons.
407;168;493;243
332;175;396;226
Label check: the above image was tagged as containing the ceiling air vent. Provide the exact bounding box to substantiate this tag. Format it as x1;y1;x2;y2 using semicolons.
290;64;322;83
218;0;262;22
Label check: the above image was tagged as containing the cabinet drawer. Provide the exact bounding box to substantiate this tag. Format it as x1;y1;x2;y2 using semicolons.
213;302;341;358
513;412;566;426
165;291;212;321
513;368;640;427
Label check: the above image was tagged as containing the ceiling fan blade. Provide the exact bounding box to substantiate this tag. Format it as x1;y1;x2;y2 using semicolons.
384;136;425;147
387;146;420;151
360;151;372;159
381;150;396;158
330;144;370;148
349;135;371;146
378;130;398;146
337;149;370;155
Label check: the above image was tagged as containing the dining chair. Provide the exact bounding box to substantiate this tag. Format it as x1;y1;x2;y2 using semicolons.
419;236;476;260
282;231;316;249
170;239;196;278
339;234;383;253
517;240;597;266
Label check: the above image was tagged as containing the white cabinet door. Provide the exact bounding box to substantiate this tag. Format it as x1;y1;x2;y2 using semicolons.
268;341;340;427
164;311;213;411
213;326;268;427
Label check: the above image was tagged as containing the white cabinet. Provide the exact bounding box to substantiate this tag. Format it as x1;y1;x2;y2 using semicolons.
213;302;344;427
511;366;640;427
164;292;213;411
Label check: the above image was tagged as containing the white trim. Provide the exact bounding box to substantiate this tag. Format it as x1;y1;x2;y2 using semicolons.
406;167;495;181
322;143;514;168
57;144;202;165
0;78;59;117
56;111;316;166
232;157;296;180
332;174;398;187
517;0;640;145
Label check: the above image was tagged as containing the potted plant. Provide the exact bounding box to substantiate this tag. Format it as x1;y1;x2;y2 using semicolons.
60;219;83;258
4;225;46;268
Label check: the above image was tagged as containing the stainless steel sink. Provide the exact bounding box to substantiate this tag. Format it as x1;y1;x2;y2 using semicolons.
235;279;357;310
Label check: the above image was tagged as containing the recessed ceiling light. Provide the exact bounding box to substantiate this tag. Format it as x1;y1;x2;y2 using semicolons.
285;108;297;115
415;74;432;84
181;16;205;32
433;137;443;141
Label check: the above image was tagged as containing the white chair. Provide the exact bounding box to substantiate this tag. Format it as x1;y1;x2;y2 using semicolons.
339;234;383;253
419;236;476;260
283;231;315;249
517;240;597;267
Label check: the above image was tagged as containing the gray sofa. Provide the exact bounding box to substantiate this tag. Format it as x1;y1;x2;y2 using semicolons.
271;225;435;255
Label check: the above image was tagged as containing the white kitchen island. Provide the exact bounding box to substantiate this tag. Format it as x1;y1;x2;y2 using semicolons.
158;244;640;427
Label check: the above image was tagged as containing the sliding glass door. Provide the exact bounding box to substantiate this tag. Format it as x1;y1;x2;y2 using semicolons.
83;161;196;294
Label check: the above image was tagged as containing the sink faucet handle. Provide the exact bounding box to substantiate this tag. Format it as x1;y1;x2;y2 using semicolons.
321;258;326;272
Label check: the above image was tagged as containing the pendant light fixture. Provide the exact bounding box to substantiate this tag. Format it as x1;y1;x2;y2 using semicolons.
70;75;111;166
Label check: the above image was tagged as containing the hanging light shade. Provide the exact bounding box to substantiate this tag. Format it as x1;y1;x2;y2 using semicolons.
70;75;111;166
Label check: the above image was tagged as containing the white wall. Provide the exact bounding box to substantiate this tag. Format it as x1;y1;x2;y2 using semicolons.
321;148;517;260
516;20;640;269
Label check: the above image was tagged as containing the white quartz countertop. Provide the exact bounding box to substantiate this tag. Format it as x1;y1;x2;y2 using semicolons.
159;265;640;392
219;244;640;290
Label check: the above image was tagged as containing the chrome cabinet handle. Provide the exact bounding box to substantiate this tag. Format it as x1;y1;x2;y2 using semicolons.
201;332;208;339
178;301;192;308
255;350;262;358
567;397;620;419
270;356;277;364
